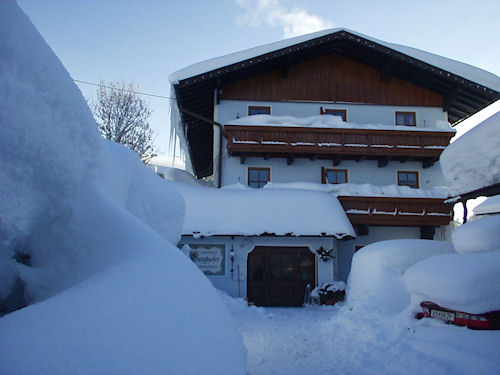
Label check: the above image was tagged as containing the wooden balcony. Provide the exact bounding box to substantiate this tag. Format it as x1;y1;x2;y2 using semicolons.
225;125;454;167
338;196;453;227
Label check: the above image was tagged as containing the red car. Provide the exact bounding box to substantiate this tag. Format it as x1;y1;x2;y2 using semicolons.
416;301;500;330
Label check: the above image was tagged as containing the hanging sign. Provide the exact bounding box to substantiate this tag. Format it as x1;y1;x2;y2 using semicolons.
188;244;225;275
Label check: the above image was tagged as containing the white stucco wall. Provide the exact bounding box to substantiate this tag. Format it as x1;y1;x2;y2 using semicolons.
218;100;447;129
221;155;447;188
179;235;338;298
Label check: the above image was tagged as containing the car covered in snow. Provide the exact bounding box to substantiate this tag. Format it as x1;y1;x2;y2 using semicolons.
415;301;500;330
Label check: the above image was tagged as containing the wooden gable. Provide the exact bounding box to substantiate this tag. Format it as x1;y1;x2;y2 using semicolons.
222;53;443;107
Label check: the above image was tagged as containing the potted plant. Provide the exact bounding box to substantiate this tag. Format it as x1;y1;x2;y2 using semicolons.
312;281;346;305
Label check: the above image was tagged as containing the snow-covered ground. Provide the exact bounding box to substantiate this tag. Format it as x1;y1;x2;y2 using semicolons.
223;294;500;375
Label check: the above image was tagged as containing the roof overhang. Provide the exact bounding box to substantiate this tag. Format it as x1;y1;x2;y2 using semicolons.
173;30;500;178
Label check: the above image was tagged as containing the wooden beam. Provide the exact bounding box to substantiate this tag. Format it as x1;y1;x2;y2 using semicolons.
444;87;462;112
422;157;438;169
264;153;271;160
356;155;367;162
332;155;342;166
240;153;246;165
354;224;369;236
310;154;318;161
287;154;295;165
282;55;291;78
378;156;390;168
463;201;468;224
420;226;436;240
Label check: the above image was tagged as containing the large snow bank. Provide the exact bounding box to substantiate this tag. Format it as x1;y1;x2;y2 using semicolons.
156;165;201;185
440;111;500;196
0;2;246;374
451;214;500;254
169;28;500;92
347;240;454;312
227;114;454;132
173;182;355;238
474;194;500;215
405;253;500;314
264;182;447;198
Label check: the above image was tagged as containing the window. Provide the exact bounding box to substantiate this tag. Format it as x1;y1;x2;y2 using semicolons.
397;171;419;188
321;108;347;121
248;106;271;116
248;167;270;188
322;168;348;184
395;111;416;126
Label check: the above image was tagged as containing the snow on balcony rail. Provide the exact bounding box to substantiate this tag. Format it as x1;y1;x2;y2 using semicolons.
226;114;455;133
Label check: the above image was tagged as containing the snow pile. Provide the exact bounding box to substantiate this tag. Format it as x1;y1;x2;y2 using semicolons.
149;153;187;169
474;194;500;215
170;28;500;92
264;182;447;198
227;114;454;132
405;253;500;314
440;111;500;196
452;215;500;254
347;240;454;312
0;2;246;374
156;166;201;185
172;182;355;238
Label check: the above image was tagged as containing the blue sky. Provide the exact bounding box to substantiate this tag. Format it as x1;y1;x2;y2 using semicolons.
18;0;500;153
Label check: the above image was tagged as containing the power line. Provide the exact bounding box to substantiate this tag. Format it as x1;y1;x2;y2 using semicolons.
74;79;175;100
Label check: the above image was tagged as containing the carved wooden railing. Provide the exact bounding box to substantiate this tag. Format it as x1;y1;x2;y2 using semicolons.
225;125;454;160
338;196;453;227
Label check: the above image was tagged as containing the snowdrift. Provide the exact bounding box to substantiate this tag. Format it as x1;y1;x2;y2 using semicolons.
452;214;500;254
405;253;500;314
347;240;454;312
0;1;246;374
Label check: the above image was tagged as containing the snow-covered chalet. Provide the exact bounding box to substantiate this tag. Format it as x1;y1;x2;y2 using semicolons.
169;29;500;306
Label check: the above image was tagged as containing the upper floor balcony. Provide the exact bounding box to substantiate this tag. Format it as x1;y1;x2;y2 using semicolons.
338;195;453;228
225;124;455;168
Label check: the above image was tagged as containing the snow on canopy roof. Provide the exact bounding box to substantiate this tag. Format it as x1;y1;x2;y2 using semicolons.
169;28;500;91
169;182;355;238
440;111;500;197
227;114;455;132
474;194;500;216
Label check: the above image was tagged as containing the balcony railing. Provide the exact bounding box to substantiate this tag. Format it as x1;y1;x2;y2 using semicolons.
225;125;454;165
338;196;453;227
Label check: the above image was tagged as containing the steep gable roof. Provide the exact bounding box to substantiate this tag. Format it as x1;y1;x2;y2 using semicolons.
171;28;500;178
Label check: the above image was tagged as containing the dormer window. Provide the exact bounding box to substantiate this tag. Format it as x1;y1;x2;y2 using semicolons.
321;107;347;121
395;111;416;126
248;106;271;116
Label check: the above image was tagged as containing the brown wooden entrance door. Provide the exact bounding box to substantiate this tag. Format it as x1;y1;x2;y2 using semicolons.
247;246;316;307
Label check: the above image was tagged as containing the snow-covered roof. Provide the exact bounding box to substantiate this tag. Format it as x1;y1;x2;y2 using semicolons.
474;194;500;216
170;28;500;92
227;114;455;133
263;182;447;199
149;154;187;169
170;182;355;238
440;111;500;197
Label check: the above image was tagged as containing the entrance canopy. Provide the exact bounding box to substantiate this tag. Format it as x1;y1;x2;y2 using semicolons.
171;182;355;239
